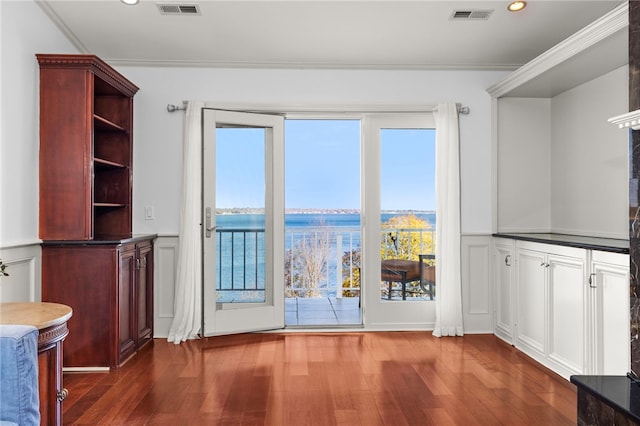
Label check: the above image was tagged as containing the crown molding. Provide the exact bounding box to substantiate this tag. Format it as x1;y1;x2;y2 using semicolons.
487;2;628;98
609;110;640;130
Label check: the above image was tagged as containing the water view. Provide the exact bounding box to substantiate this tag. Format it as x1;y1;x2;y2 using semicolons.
214;211;435;302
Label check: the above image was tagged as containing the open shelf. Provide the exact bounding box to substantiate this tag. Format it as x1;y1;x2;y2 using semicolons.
94;202;127;208
94;114;126;132
94;157;126;169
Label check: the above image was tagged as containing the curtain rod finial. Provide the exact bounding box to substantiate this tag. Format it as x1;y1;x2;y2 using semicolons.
167;103;186;113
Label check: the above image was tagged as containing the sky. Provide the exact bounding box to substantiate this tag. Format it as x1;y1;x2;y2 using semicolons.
215;119;435;211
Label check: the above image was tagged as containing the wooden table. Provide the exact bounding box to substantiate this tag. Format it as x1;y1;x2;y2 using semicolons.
381;259;422;300
1;302;73;426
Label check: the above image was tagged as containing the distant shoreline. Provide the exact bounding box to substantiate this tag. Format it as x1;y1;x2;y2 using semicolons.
216;208;435;215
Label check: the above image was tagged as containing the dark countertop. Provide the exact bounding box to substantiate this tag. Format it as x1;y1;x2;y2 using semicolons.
570;375;640;422
493;233;629;254
41;234;158;246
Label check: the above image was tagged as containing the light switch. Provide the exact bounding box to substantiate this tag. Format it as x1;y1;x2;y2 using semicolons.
145;206;155;220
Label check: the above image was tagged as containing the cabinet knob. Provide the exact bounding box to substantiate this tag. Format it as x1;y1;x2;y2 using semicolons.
505;255;511;266
57;388;68;402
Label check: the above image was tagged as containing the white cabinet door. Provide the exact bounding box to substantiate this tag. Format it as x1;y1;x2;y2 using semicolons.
591;251;629;375
547;253;587;376
516;248;547;355
494;238;515;343
515;241;587;379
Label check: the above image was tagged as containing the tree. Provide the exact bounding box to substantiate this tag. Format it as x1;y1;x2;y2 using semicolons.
380;214;433;260
285;229;332;298
341;249;361;297
338;214;433;298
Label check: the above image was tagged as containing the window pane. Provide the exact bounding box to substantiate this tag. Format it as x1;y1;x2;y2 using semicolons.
380;128;436;301
215;127;266;303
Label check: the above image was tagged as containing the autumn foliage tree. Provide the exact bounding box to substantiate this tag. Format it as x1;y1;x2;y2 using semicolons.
380;214;434;261
340;214;434;297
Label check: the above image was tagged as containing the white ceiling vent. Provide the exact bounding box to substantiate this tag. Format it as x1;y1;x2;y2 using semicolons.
157;3;201;16
450;9;493;21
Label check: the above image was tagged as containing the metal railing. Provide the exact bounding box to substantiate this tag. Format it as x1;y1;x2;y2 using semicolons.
215;226;435;298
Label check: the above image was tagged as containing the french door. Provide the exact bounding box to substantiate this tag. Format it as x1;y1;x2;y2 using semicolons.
362;114;436;329
202;109;285;336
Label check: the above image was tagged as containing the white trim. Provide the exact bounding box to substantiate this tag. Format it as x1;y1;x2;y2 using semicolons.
63;367;110;373
104;58;519;72
608;110;640;130
202;101;440;115
487;3;628;98
1;240;43;250
0;243;41;303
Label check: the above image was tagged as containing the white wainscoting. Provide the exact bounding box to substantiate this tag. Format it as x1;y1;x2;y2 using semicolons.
154;236;179;338
0;242;42;302
461;235;493;333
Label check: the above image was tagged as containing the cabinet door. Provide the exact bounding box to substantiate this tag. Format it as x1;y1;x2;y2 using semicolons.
547;253;586;375
118;245;137;365
137;241;154;347
516;248;547;355
592;251;629;375
494;239;515;343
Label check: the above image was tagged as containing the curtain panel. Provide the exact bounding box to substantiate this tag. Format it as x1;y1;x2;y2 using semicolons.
432;102;464;337
167;101;205;343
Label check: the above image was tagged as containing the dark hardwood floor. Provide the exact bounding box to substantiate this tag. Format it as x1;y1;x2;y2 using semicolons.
62;332;576;425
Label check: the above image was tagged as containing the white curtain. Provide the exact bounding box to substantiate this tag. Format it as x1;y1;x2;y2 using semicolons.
167;101;205;343
432;102;464;337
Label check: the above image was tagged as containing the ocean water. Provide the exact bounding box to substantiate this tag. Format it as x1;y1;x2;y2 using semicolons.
216;212;435;229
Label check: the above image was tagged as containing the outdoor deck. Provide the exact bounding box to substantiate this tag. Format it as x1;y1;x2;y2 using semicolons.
285;297;361;326
284;293;432;326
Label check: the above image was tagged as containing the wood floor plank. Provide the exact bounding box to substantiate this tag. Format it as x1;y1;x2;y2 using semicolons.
62;333;576;425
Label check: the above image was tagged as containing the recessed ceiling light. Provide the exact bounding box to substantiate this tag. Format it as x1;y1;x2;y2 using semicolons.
507;1;527;12
121;0;139;5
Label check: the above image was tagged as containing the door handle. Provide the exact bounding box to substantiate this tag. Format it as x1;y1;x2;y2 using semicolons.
205;207;216;238
505;255;511;266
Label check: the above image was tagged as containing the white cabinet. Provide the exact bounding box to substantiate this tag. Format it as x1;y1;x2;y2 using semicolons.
494;238;515;343
588;250;629;375
514;241;587;379
547;250;588;376
494;237;630;380
515;246;549;356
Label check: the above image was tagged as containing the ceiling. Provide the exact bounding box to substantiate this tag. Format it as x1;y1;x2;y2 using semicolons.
37;0;625;70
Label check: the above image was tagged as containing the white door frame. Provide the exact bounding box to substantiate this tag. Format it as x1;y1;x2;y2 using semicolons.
361;113;437;330
202;109;285;336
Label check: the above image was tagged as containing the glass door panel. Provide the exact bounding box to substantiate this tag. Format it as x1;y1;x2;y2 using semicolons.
380;128;436;301
215;127;266;304
362;114;436;329
202;109;284;336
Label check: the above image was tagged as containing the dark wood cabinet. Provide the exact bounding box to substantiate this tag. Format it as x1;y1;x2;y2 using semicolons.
37;54;154;369
37;54;137;241
42;238;154;369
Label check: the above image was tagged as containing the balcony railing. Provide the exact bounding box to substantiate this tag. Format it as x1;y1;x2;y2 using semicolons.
215;226;435;299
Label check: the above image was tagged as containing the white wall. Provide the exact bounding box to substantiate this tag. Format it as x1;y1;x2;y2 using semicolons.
0;0;508;246
0;0;507;331
119;66;508;237
0;1;78;247
0;1;78;300
497;98;552;232
550;66;628;239
496;66;628;238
